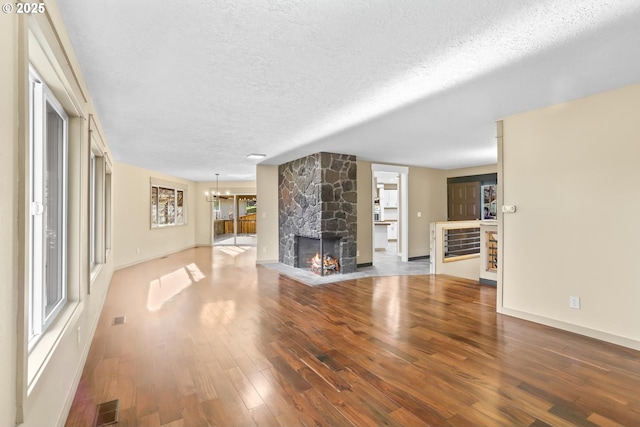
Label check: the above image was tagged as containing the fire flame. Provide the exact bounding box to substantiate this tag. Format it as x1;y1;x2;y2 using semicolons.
308;252;340;275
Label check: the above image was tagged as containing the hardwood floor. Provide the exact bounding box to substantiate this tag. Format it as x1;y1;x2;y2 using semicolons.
66;246;640;426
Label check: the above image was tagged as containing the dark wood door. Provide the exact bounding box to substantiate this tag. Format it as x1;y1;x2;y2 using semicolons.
448;182;480;220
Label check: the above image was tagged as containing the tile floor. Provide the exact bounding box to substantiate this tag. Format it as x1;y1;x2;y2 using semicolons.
264;243;431;286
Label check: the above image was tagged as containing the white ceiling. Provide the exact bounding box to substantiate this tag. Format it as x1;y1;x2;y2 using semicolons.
56;0;640;182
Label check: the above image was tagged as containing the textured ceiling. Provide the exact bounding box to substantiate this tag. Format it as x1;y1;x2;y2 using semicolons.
56;0;640;181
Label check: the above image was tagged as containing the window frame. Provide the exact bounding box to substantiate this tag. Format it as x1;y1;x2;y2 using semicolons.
28;65;69;350
150;183;186;228
89;151;96;267
88;125;108;282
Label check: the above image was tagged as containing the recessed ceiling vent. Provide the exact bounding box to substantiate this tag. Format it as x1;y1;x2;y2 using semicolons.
112;316;126;326
94;399;119;426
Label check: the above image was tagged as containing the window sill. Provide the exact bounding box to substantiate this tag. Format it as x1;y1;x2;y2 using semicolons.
27;300;83;394
151;222;187;229
90;263;103;285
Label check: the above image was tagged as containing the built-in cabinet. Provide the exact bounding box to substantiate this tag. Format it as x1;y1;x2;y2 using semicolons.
373;174;400;253
374;223;389;250
387;222;397;241
380;189;397;207
379;187;398;221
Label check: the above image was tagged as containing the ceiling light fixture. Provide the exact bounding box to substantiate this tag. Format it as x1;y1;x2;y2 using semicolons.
205;173;220;204
246;153;266;159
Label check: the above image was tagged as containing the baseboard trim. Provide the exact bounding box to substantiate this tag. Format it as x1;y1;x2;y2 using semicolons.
115;244;196;270
58;268;113;427
500;307;640;351
256;259;279;265
357;262;373;268
479;278;497;286
408;255;430;261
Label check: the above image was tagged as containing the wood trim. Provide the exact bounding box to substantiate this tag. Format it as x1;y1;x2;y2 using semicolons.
442;253;480;263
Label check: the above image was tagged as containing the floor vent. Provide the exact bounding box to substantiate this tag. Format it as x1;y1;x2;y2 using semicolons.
112;316;126;326
94;399;119;426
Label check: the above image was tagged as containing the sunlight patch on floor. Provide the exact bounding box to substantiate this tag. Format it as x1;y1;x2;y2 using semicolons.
147;263;205;311
219;246;251;257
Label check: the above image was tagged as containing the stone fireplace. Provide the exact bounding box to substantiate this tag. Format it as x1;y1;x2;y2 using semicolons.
279;152;357;275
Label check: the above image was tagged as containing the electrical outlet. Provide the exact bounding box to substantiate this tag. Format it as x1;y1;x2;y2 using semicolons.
77;326;81;344
417;212;422;217
569;296;580;309
136;248;140;254
356;250;360;257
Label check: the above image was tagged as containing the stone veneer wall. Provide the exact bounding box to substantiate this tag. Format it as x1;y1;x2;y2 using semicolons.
279;152;357;273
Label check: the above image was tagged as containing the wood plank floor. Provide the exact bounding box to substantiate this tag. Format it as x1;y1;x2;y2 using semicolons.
66;246;640;426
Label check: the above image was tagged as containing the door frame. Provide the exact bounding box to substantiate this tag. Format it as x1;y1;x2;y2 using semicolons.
371;164;409;263
210;192;257;246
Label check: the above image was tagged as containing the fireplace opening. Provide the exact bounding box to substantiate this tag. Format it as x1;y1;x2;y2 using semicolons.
296;236;341;276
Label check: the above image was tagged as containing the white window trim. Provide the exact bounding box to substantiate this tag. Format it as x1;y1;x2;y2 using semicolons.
89;152;96;267
28;65;69;351
150;183;187;228
105;164;113;256
89;130;107;283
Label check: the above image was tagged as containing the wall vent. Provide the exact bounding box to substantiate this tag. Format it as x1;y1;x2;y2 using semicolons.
94;399;119;426
112;316;126;326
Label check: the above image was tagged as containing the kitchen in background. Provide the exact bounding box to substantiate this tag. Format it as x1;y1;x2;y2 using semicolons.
373;171;399;255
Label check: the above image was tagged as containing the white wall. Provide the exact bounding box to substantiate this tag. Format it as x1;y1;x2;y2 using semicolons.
113;162;197;269
500;83;640;349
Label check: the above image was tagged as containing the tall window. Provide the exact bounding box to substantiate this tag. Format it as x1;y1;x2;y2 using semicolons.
151;184;185;227
88;119;111;282
89;138;107;276
105;170;112;252
89;152;96;267
28;66;68;347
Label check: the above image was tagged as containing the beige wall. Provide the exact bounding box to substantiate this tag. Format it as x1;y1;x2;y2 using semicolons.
352;162;498;261
256;165;279;263
407;166;447;258
1;5;118;426
356;161;373;264
443;164;497;179
113;162;197;269
0;12;18;425
500;83;640;349
194;181;257;246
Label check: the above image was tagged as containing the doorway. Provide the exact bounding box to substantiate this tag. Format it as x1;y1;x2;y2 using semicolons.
212;194;257;246
371;164;409;265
